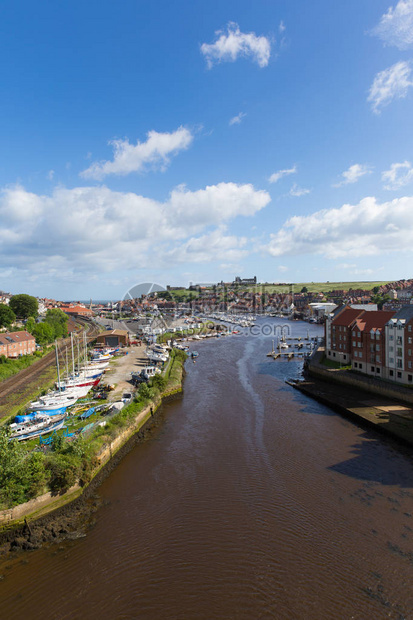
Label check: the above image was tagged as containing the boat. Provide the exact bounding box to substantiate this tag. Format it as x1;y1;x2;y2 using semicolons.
145;348;168;363
10;413;66;441
29;396;77;411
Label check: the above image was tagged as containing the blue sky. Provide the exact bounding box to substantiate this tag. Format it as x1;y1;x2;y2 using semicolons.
1;0;413;299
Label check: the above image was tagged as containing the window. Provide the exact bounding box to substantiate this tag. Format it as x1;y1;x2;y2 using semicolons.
390;357;394;363
397;337;402;345
376;368;380;373
409;349;412;356
409;325;412;332
397;347;403;357
409;361;412;369
409;337;412;344
389;324;393;329
389;346;394;352
376;344;380;352
376;332;380;340
408;374;412;382
397;359;403;368
390;370;394;376
352;330;356;337
358;342;361;348
397;371;402;378
333;352;336;357
389;335;394;341
376;355;380;363
371;366;374;372
353;341;356;347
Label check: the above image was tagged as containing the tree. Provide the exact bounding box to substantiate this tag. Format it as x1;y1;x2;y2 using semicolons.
25;317;36;333
0;303;16;328
301;286;308;293
45;308;68;339
9;294;38;320
32;322;54;345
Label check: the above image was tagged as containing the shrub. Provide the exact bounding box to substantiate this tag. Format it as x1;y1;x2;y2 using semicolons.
46;453;80;494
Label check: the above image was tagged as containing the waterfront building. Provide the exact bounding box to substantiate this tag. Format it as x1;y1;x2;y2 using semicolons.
350;311;395;377
384;307;413;386
325;306;364;365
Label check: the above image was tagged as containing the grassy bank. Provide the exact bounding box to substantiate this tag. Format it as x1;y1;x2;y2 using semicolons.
0;348;53;383
0;349;187;512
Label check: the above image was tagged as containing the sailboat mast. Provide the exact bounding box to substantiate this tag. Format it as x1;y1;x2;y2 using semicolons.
55;341;61;392
71;332;75;376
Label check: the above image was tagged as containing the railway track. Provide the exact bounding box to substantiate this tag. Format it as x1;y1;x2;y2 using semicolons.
0;319;100;415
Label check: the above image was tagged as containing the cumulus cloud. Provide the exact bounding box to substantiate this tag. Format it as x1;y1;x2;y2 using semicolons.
165;227;248;264
229;112;247;126
201;22;271;68
268;165;297;184
368;61;413;113
0;182;270;275
382;161;413;189
81;127;193;180
266;195;413;259
372;0;413;50
333;163;373;187
289;183;310;197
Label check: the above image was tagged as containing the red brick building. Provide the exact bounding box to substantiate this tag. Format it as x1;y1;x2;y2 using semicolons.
325;306;364;364
0;331;36;358
350;311;395;377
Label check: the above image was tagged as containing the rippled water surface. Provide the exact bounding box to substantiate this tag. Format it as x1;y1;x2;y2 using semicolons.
2;319;413;619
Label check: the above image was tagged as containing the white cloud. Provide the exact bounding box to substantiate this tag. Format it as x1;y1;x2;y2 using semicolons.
47;170;55;181
289;183;310;197
372;0;413;50
333;163;373;187
201;22;271;68
382;161;413;189
268;165;297;183
368;61;413;113
81;127;193;180
229;112;247;126
279;21;286;34
165;227;248;264
278;265;288;273
266;195;413;259
0;182;270;276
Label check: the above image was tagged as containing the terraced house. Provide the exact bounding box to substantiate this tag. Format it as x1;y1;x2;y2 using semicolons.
0;330;36;358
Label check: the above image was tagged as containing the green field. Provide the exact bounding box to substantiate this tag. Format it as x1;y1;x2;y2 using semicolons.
165;281;391;296
250;281;392;294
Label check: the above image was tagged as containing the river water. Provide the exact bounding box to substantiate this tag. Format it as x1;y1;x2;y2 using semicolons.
2;319;413;619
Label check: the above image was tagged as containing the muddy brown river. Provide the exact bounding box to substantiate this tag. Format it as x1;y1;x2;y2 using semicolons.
1;319;413;619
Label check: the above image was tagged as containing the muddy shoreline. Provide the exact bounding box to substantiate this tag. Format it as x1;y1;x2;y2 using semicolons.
0;391;182;563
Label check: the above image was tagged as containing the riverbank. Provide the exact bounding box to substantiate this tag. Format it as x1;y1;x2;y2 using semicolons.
0;351;186;556
289;373;413;447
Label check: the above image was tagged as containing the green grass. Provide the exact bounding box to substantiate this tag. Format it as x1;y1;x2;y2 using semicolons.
244;281;391;295
321;357;352;370
0;347;53;382
161;281;391;296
